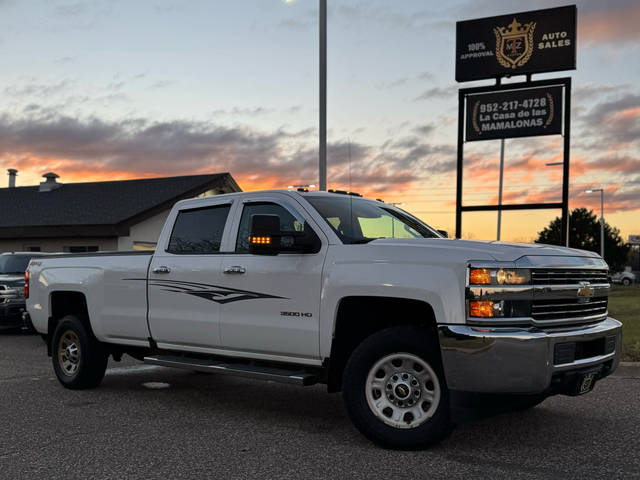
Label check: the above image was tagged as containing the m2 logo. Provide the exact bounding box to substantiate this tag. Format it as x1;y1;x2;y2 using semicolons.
281;311;313;318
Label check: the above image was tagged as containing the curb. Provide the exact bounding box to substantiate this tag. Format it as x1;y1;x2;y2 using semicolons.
612;362;640;377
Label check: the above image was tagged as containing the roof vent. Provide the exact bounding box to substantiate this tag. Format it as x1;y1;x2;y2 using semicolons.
7;169;17;188
39;172;62;192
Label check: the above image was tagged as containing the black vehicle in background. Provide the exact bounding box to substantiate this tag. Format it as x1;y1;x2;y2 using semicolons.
0;252;48;331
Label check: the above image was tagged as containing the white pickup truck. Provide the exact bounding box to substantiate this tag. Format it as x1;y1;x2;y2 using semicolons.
26;189;621;449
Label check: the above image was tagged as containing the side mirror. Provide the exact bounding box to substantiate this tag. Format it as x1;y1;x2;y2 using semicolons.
249;214;321;255
248;214;280;255
437;229;448;238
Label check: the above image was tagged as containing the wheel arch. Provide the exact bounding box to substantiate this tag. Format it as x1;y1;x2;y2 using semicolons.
47;291;92;356
326;296;441;393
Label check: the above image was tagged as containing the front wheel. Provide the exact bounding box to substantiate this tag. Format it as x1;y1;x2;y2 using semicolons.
52;315;109;390
342;326;451;450
622;278;631;286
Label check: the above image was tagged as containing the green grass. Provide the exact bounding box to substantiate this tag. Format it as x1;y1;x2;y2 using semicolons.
609;285;640;362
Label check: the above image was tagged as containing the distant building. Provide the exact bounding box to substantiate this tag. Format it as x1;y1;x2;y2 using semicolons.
0;170;241;253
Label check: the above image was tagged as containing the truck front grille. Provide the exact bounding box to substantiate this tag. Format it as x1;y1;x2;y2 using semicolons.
0;285;20;304
531;267;609;326
531;269;609;285
532;296;608;322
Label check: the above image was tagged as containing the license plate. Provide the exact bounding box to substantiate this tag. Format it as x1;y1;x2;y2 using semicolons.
577;372;597;395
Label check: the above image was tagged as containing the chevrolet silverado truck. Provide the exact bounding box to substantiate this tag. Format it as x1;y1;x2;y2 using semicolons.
26;190;621;449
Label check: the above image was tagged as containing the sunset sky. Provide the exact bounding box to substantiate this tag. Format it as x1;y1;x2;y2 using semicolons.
0;0;638;242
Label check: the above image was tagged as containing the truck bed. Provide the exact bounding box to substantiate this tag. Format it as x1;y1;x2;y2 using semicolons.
27;252;154;346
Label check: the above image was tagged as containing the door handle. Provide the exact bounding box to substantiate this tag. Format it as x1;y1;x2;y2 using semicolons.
153;266;171;274
223;266;246;274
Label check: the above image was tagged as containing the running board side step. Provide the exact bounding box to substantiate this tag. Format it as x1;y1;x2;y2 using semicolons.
143;355;318;386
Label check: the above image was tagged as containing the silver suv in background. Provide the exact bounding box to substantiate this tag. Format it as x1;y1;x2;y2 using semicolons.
611;271;636;286
0;252;50;331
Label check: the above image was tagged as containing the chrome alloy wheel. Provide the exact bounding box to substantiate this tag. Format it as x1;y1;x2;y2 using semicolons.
58;330;81;377
365;352;441;429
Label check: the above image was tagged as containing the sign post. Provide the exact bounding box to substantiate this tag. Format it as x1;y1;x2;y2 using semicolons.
454;6;576;247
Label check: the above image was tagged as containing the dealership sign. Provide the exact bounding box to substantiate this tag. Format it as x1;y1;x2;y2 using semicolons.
456;5;576;82
465;85;562;141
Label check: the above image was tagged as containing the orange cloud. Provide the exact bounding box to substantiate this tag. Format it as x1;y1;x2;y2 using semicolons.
608;106;640;121
580;3;640;45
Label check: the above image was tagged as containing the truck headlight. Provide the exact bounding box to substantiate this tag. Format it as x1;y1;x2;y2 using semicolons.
469;268;530;285
467;265;533;322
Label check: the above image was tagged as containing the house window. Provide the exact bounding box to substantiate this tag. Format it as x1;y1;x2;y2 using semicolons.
63;246;99;253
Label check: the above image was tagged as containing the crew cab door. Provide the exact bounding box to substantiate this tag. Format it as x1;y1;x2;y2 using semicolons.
147;199;235;351
219;195;326;360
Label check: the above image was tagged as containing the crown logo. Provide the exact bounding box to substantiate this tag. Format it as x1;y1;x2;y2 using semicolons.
493;17;536;69
496;18;531;36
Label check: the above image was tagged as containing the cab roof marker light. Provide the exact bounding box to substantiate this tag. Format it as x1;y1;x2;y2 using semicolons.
327;189;362;197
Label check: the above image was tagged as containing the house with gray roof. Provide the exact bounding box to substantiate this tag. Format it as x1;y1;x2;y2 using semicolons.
0;170;241;253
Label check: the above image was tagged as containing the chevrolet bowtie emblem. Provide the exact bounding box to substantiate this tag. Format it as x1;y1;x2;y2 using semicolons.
577;281;594;300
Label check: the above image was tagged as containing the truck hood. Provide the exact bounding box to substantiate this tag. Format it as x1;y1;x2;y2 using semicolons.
368;238;603;264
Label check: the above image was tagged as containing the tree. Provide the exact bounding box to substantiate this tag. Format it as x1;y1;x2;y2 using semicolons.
536;208;630;272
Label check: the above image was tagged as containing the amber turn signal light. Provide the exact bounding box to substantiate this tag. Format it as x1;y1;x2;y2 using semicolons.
250;236;271;245
469;300;494;317
469;268;491;285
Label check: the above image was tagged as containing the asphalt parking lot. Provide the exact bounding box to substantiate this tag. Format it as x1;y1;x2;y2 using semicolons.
1;332;639;480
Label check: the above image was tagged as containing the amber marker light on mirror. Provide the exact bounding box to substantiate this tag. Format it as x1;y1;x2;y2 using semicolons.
469;268;491;285
469;300;494;317
250;236;272;245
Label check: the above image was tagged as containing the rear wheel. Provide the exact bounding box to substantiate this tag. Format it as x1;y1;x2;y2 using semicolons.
342;326;451;450
52;315;109;389
622;278;631;286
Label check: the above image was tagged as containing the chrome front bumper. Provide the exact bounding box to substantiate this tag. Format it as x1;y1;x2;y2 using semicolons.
438;317;622;394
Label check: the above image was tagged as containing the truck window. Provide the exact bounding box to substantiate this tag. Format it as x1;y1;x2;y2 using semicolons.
306;196;440;244
235;202;303;253
358;216;423;239
0;255;32;274
167;204;231;254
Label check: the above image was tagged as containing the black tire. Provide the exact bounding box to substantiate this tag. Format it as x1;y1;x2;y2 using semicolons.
52;315;109;390
342;326;451;450
622;278;631;286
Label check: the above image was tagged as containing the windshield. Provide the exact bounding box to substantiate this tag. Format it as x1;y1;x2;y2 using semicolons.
0;255;33;274
306;196;441;244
